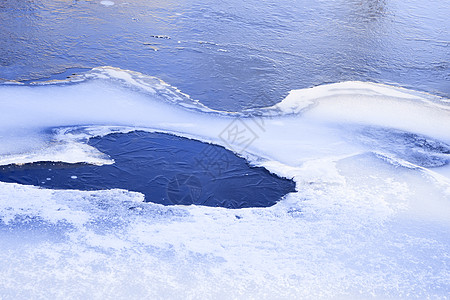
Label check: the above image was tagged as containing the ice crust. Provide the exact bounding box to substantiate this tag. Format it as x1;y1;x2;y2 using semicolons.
0;67;449;298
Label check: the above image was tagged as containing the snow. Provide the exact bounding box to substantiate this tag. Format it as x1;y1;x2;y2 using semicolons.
100;1;115;6
0;67;449;298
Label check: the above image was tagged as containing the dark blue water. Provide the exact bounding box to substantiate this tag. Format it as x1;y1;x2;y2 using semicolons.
0;0;448;111
0;131;296;208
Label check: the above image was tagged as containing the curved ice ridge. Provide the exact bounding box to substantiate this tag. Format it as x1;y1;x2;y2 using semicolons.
28;66;227;115
0;66;449;168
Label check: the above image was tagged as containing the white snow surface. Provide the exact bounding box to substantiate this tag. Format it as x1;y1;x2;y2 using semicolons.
0;67;449;299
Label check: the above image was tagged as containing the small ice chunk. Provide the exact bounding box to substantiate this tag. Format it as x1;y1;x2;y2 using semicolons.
100;1;115;6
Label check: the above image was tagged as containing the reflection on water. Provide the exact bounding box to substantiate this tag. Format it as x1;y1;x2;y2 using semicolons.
346;0;387;22
0;0;448;110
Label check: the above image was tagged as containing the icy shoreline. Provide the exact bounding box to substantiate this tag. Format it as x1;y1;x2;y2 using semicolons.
0;67;449;298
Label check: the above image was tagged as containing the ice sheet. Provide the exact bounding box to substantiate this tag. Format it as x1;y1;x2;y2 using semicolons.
0;131;296;208
0;67;449;298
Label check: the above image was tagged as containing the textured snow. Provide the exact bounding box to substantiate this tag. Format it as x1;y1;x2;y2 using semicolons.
0;67;449;298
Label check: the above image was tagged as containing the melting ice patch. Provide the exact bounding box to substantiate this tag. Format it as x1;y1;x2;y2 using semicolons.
0;67;449;298
100;1;115;6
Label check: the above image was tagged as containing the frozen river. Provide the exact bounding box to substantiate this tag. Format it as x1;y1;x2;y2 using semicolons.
0;0;449;298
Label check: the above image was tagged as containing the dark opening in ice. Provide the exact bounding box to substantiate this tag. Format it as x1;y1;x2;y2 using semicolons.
0;131;296;208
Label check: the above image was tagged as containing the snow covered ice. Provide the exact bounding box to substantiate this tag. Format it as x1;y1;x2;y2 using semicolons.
0;67;449;298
